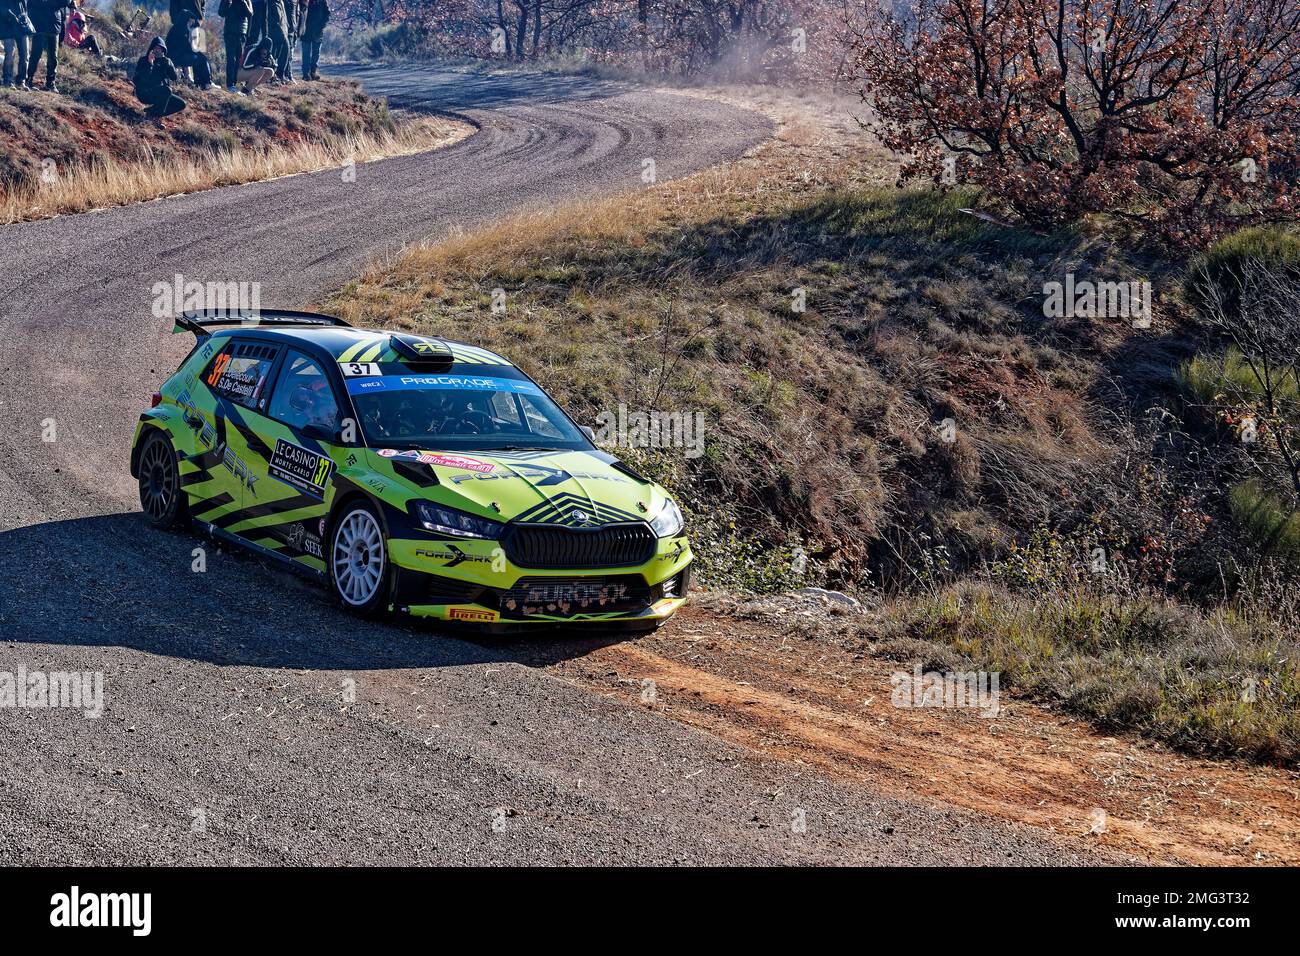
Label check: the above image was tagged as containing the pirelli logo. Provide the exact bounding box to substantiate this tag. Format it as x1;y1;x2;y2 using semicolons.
447;607;498;623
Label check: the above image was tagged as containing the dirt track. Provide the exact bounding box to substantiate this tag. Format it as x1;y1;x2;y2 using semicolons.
544;596;1300;866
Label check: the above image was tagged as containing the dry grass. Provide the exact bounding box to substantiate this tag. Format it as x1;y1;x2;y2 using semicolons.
878;581;1300;764
1;115;470;224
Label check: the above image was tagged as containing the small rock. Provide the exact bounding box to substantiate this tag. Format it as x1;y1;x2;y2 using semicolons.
797;587;861;608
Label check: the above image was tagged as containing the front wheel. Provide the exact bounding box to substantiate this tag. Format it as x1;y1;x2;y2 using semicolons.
138;429;186;528
329;501;391;617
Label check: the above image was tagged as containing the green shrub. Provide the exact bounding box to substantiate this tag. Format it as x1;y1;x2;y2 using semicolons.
1186;226;1300;318
1229;481;1300;565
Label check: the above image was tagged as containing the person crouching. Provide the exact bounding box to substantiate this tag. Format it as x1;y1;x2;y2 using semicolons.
133;36;185;119
236;35;273;94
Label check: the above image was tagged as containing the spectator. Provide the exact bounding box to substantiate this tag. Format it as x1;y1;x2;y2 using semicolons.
265;0;289;82
25;0;71;92
165;14;210;89
1;0;34;89
235;33;272;94
248;0;264;46
168;0;201;24
217;0;251;93
133;35;185;118
298;0;325;81
63;0;99;58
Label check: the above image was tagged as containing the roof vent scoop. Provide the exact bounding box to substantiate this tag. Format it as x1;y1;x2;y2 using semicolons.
391;333;454;365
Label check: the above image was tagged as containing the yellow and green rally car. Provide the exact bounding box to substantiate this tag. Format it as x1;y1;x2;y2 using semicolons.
130;310;691;629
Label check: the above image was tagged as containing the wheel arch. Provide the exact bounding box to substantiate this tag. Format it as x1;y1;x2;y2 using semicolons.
130;417;174;479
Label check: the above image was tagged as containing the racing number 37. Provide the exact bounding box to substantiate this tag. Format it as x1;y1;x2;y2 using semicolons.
312;456;333;487
207;353;231;386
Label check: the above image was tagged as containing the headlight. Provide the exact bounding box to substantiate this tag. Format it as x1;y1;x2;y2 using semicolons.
413;501;505;539
649;498;684;538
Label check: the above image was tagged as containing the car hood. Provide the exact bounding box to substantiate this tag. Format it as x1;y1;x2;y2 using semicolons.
369;448;665;526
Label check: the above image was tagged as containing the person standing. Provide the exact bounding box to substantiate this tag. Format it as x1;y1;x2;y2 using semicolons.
25;0;71;91
218;0;251;92
264;0;289;82
298;0;325;81
133;35;185;118
166;13;210;89
168;0;202;24
247;0;264;46
0;0;34;89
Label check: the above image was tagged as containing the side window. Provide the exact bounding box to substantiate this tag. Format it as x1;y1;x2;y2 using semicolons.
268;351;341;434
202;339;278;411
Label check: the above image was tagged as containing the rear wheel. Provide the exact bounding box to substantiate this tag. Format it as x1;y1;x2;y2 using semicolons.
329;501;391;617
138;429;185;528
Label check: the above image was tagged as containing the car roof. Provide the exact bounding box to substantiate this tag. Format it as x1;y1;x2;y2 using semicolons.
212;325;516;368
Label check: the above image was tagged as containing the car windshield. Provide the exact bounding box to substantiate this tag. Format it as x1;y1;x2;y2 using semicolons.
345;365;591;452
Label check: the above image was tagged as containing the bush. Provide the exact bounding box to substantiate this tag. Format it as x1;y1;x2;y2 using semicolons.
1185;227;1300;318
1229;481;1300;566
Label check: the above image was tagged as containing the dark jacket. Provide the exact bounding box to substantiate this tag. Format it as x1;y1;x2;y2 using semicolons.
300;0;326;42
218;0;252;28
240;37;271;69
0;0;36;40
134;50;178;102
165;21;198;63
27;0;71;37
168;0;202;24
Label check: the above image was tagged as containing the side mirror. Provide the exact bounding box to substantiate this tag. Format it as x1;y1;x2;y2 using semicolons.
302;423;340;444
579;425;596;441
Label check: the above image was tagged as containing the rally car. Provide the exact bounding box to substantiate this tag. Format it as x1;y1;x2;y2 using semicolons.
130;310;691;629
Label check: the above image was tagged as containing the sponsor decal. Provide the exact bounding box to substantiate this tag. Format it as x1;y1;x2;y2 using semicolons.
346;374;542;396
448;467;629;486
447;606;499;623
268;439;335;498
377;450;494;473
284;522;324;560
414;544;495;566
503;580;631;615
178;391;258;495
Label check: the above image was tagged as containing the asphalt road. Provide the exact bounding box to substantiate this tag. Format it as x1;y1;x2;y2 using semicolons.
0;64;1121;864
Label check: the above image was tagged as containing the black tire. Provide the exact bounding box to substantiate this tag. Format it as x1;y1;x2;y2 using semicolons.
328;499;391;618
137;429;186;528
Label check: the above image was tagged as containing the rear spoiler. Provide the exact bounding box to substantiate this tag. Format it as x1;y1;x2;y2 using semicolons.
172;309;351;338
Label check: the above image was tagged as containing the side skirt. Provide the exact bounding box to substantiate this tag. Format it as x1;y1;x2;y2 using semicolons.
193;519;327;584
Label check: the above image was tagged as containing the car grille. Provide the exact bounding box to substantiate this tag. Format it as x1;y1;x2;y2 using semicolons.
503;522;656;570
